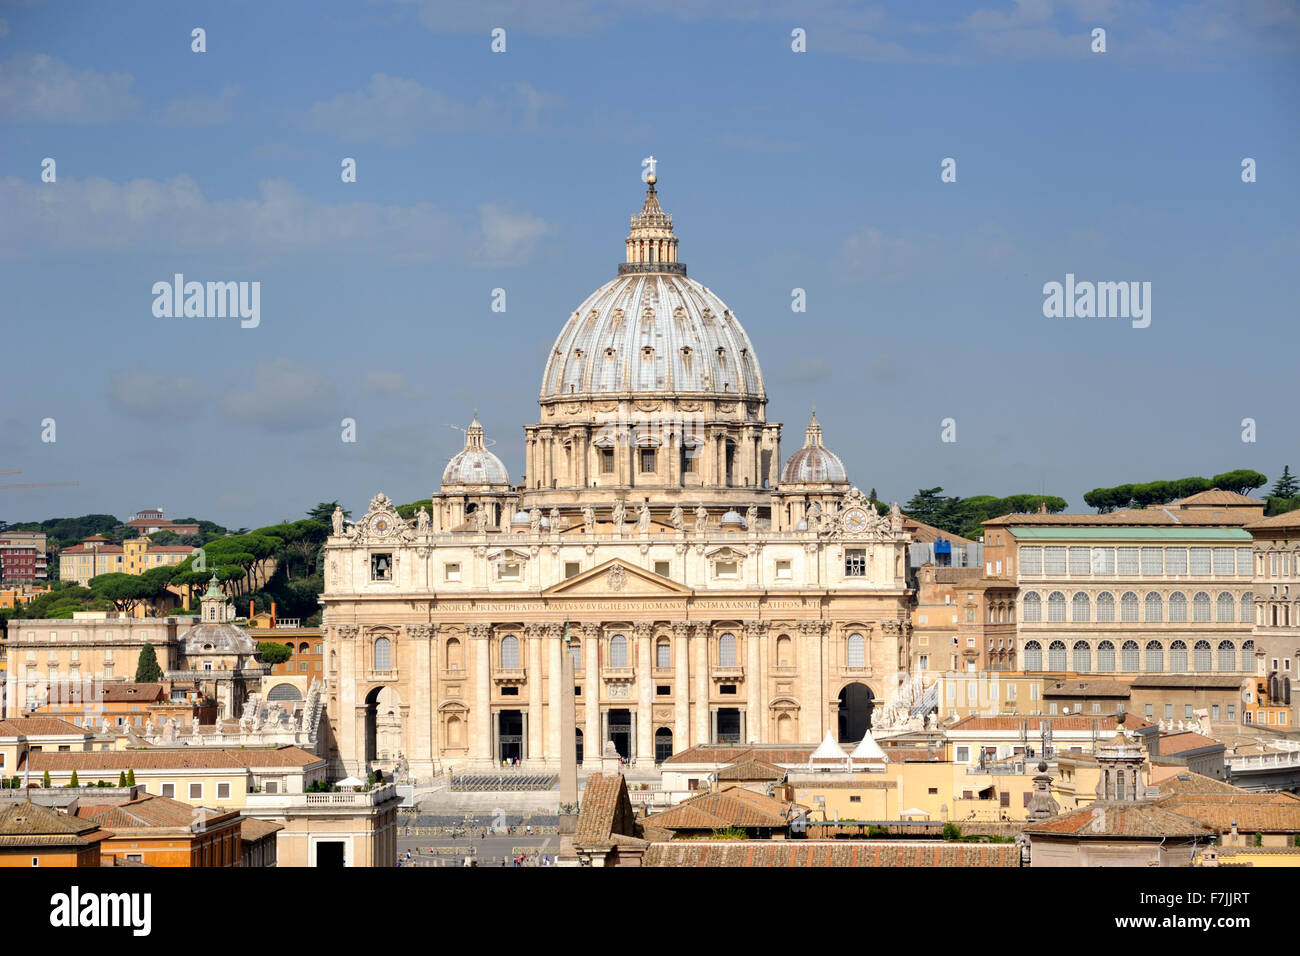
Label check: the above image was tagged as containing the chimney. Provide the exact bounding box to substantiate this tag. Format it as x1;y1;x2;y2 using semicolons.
271;601;277;628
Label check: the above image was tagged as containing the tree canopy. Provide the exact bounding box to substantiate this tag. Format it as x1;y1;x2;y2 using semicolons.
901;488;1067;540
1084;469;1268;512
257;641;293;665
135;643;163;683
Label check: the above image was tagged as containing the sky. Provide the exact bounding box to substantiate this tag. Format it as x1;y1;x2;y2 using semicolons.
1;0;1297;530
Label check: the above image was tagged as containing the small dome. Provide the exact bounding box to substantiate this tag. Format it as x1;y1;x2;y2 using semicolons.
781;412;847;485
511;509;530;525
720;510;747;529
794;519;809;531
442;414;510;489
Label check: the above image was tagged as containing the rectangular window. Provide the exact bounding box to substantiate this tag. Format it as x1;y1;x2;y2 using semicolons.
1212;705;1220;720
919;655;928;669
657;642;670;669
1184;704;1193;719
639;448;656;473
654;560;670;578
564;562;581;579
1020;547;1043;574
161;783;175;798
444;563;461;582
1164;704;1173;720
1237;548;1253;575
1144;703;1153;717
1092;702;1101;714
1213;548;1235;575
217;783;230;800
1043;547;1066;574
370;553;392;581
715;561;738;579
498;562;521;582
1000;792;1011;808
844;550;866;577
1164;548;1187;575
775;559;792;580
1068;547;1090;575
719;685;737;695
600;448;615;473
1189;548;1212;574
681;445;697;473
265;781;279;794
849;795;861;803
656;685;671;696
1117;548;1139;574
189;783;202;800
1141;548;1163;575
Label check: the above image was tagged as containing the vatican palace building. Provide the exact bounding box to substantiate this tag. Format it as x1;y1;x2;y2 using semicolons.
322;174;916;779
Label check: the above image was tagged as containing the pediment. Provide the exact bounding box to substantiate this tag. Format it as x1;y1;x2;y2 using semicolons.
542;558;692;597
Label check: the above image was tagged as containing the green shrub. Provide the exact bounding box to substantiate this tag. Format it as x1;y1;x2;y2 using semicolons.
941;822;962;841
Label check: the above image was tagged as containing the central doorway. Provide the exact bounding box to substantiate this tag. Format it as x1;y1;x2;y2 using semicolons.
608;709;631;759
716;708;741;744
837;683;874;743
497;710;523;763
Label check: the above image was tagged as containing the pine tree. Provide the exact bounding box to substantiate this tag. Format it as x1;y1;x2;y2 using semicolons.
42;770;50;788
69;770;79;787
126;769;136;787
118;771;127;788
1271;466;1299;499
135;642;162;682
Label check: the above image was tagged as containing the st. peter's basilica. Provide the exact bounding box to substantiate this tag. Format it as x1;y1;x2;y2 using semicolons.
322;173;915;778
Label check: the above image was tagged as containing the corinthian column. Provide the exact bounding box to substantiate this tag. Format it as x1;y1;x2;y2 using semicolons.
693;622;711;745
525;623;545;764
582;623;600;765
407;623;436;777
672;622;690;755
634;622;653;761
547;622;563;768
468;624;492;766
744;620;766;745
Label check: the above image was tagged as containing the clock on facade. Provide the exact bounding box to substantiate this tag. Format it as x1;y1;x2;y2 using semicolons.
842;508;869;533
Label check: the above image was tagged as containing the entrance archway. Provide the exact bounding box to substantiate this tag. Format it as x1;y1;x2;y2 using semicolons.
716;708;741;744
837;683;874;743
364;686;402;764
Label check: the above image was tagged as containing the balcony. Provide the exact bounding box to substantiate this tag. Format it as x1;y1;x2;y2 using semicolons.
247;783;398;810
601;666;635;683
493;668;527;686
712;666;745;681
365;669;399;683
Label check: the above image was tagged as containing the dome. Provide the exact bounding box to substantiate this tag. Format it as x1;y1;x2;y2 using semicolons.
540;178;765;402
720;509;747;529
511;508;530;525
442;414;510;489
780;412;848;485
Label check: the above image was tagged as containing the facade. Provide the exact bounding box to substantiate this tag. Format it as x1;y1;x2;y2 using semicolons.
1246;509;1300;726
74;794;242;867
0;801;106;867
0;531;48;585
910;564;1016;675
123;536;195;575
243;783;400;867
323;176;916;778
124;509;199;537
58;536;125;586
982;504;1257;682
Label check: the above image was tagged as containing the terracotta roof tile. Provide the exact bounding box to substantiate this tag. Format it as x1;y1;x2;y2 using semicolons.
949;714;1150;732
1156;732;1223;756
641;841;1019;867
1023;804;1215;838
574;773;641;846
1246;509;1300;532
240;817;283;842
24;745;323;772
0;717;89;737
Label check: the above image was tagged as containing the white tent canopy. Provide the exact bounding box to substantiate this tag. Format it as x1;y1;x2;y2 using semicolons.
849;729;887;762
336;776;365;788
809;731;848;766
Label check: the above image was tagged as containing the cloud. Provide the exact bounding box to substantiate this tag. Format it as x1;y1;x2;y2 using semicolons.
836;221;1023;282
769;357;833;385
475;202;553;265
360;370;424;400
160;83;239;127
0;53;140;123
107;368;204;423
0;174;553;265
220;358;341;432
301;74;561;143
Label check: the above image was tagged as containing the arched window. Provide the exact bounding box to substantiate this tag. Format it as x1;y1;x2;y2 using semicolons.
1024;641;1042;671
1145;641;1163;672
1121;640;1140;672
373;637;391;671
1073;641;1091;672
656;638;670;669
501;634;520;669
1072;593;1090;622
1169;640;1187;672
719;633;737;668
1217;592;1234;623
1048;640;1066;670
1193;640;1212;672
847;633;865;668
569;639;581;672
776;634;793;667
299;642;310;654
1241;592;1253;623
445;637;463;671
1169;592;1187;622
1097;641;1115;672
1121;592;1139;622
1242;640;1255;666
1193;592;1211;622
1048;592;1066;622
610;634;628;668
1217;641;1236;672
1023;592;1041;622
1144;592;1162;622
1096;592;1115;622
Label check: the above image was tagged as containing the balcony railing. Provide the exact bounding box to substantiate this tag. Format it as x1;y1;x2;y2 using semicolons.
601;666;635;682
